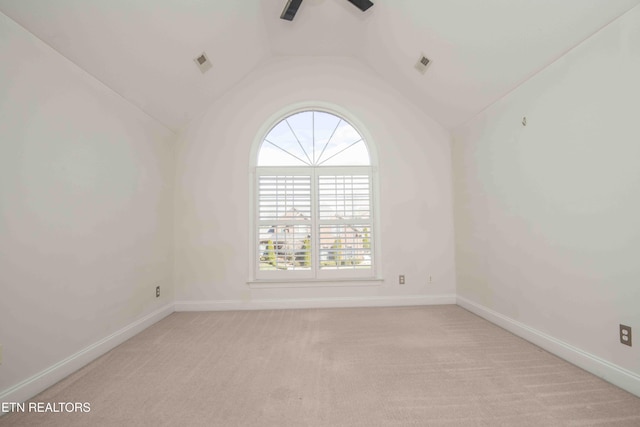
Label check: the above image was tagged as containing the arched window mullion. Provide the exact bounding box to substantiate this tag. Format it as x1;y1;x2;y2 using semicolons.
315;119;342;166
317;138;363;166
285;119;313;165
264;139;311;166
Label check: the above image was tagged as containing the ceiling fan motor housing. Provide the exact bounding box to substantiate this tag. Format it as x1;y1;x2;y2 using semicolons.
281;0;373;21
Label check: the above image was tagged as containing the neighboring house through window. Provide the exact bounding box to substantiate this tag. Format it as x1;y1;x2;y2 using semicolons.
252;109;377;281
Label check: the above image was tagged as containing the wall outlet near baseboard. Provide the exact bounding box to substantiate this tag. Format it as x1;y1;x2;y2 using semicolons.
620;324;632;347
399;275;405;285
156;286;160;298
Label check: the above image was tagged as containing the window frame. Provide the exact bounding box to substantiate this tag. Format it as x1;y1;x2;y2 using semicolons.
248;107;381;285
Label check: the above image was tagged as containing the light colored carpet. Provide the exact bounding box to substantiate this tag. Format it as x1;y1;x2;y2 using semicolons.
2;305;640;426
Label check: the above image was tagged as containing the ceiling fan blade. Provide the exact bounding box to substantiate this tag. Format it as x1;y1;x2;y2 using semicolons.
346;0;374;12
281;0;304;21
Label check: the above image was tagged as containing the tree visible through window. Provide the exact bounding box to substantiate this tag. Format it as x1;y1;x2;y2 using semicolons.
254;110;375;280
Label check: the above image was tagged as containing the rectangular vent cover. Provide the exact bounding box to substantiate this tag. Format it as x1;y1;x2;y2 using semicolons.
415;55;431;74
194;52;212;73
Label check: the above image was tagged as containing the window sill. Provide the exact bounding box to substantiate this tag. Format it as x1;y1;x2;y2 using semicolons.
247;278;384;289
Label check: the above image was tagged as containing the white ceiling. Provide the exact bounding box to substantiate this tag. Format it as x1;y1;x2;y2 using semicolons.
1;0;638;132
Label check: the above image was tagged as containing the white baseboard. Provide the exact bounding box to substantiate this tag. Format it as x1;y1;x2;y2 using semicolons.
175;294;456;311
456;296;640;398
0;303;174;406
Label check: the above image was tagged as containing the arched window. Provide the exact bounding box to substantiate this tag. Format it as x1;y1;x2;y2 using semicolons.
253;109;377;281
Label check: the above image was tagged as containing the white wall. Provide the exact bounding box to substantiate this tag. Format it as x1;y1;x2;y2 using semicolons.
174;56;456;308
0;12;175;400
453;5;640;380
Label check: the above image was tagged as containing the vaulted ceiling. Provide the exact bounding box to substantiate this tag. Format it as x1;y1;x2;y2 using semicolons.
1;0;638;132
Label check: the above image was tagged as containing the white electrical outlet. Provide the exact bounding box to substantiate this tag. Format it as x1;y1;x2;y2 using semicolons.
399;275;405;285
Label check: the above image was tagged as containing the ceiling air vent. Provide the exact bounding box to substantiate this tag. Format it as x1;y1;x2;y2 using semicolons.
194;52;212;74
415;54;431;75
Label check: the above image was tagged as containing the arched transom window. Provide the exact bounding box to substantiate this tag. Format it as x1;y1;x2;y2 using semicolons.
253;110;376;281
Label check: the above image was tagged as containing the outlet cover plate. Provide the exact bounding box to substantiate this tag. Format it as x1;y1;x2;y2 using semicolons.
620;324;632;347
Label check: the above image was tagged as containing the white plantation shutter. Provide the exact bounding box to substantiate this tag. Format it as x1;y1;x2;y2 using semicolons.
258;175;311;222
257;172;313;274
317;172;372;271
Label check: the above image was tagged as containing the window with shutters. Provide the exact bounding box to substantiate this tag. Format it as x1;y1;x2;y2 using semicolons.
253;109;377;281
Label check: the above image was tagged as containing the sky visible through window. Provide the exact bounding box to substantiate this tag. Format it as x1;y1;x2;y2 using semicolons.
258;111;370;166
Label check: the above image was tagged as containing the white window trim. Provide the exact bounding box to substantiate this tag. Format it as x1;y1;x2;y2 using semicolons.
248;106;383;286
